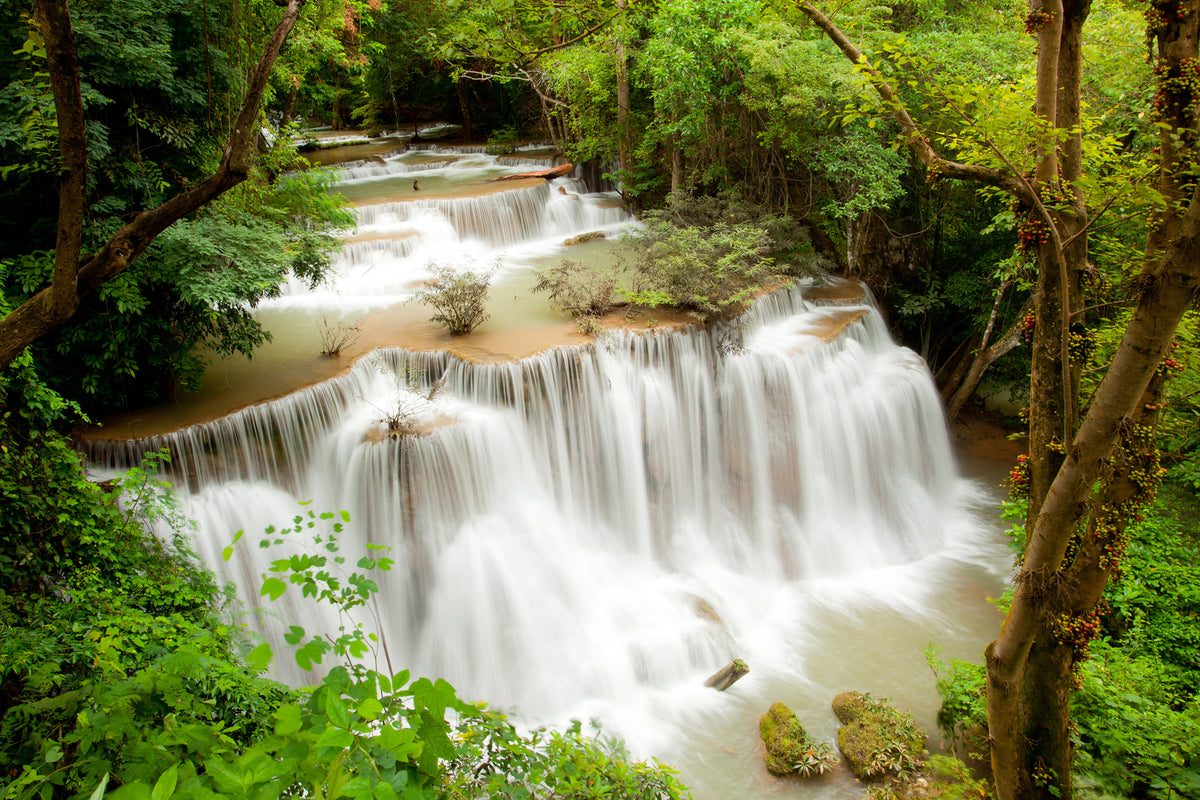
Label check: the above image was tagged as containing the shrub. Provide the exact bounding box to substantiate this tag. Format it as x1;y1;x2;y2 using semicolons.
621;189;826;322
318;315;362;357
415;264;493;335
533;259;623;318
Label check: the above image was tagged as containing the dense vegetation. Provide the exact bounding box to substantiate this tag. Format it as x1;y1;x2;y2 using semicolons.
2;0;1199;799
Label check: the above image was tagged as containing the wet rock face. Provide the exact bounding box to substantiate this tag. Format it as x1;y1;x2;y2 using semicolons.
831;691;927;781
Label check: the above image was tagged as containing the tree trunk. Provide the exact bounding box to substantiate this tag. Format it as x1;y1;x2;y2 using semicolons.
456;79;474;140
944;296;1031;421
796;5;1200;800
0;0;308;369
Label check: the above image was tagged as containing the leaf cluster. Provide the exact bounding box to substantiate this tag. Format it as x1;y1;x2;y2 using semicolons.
414;264;493;336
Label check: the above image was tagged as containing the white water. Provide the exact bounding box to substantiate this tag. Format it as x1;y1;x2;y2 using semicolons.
86;140;1010;800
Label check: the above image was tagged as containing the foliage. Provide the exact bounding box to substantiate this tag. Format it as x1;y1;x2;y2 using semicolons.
620;189;824;321
414;264;493;336
0;430;293;799
8;160;351;413
924;647;988;761
533;259;624;318
0;430;692;800
1072;641;1200;800
446;715;689;800
932;484;1200;800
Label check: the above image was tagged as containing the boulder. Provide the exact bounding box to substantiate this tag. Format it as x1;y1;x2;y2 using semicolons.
759;702;812;776
832;692;926;781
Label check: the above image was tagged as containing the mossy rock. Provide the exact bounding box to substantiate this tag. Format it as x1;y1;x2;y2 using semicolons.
832;693;927;781
759;702;813;776
832;691;871;724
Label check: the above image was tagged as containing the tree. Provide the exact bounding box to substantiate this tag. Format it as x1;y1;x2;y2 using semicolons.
798;2;1200;799
0;0;307;370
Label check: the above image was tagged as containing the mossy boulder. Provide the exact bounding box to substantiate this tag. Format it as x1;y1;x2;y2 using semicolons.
832;692;927;781
759;702;838;777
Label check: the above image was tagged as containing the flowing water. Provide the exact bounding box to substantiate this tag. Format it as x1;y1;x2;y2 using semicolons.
85;138;1011;800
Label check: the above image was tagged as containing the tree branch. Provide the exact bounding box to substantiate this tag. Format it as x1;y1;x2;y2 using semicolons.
0;0;308;369
797;1;1031;201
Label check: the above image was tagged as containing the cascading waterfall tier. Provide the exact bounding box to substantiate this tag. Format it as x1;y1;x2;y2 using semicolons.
86;281;968;718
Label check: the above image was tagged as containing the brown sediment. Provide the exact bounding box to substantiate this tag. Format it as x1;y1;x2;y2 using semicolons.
487;163;574;181
341;230;418;245
350;177;545;207
802;276;866;304
362;414;458;443
80;299;699;442
594;197;627;210
802;309;869;342
302;139;404;167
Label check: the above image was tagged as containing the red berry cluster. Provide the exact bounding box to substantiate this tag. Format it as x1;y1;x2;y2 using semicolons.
1017;216;1050;251
1152;57;1200;120
1020;312;1037;344
1006;454;1031;499
1024;7;1055;35
1052;608;1103;668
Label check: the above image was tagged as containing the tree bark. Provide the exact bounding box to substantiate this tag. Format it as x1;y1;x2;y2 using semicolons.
797;5;1200;800
944;294;1031;422
0;0;308;370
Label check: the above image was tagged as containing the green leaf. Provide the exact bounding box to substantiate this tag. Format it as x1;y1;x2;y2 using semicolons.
284;625;306;645
316;726;354;748
274;704;303;736
357;698;384;721
325;692;352;729
247;642;273;672
261;576;287;601
89;773;110;800
151;764;178;800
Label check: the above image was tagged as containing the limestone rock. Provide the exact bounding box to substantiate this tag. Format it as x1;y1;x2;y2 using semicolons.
563;231;604;246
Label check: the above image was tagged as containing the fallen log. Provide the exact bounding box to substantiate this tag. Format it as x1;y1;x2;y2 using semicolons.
704;659;749;691
489;163;574;181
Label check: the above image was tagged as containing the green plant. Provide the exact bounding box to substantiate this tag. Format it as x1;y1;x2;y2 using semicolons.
792;741;838;777
415;264;493;335
925;646;989;761
533;259;623;318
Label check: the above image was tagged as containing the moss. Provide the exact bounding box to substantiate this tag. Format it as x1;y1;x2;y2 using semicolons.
833;690;871;724
832;693;927;781
759;702;838;777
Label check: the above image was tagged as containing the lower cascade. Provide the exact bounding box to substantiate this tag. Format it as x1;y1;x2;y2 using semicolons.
87;280;1002;788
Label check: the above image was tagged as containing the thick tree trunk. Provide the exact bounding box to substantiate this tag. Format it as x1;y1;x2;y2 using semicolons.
0;0;307;369
797;6;1200;800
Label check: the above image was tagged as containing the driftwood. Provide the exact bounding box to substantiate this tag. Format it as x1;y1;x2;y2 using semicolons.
704;659;749;691
488;163;574;182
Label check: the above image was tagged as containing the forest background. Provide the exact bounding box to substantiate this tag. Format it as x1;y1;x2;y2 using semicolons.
0;0;1198;799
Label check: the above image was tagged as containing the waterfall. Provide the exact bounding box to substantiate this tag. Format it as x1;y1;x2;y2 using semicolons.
86;282;978;713
83;139;1008;800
